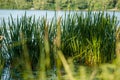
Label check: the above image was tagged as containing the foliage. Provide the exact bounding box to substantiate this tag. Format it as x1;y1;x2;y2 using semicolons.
0;0;119;10
116;0;120;9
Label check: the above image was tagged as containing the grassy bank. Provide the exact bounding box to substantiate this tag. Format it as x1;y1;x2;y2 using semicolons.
0;11;120;80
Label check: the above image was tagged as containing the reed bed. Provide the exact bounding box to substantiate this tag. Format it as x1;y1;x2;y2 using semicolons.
0;11;120;80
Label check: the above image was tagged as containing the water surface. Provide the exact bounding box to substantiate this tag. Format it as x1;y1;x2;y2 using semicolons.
0;10;120;25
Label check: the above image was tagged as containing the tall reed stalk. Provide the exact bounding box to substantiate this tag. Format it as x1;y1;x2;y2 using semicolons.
0;33;4;76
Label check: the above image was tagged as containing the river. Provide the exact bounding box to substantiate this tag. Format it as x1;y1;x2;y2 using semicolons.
0;10;120;25
0;10;77;24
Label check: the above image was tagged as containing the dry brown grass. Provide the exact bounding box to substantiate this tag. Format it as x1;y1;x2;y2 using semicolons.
116;27;120;57
0;36;4;48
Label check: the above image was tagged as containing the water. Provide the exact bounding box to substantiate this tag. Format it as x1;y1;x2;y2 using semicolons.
0;10;120;80
1;59;11;80
0;10;120;26
0;10;77;25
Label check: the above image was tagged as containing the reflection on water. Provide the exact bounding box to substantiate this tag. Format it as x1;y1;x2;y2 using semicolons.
1;60;11;80
1;37;11;80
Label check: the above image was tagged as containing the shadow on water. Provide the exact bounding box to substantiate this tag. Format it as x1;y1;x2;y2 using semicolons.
1;59;11;80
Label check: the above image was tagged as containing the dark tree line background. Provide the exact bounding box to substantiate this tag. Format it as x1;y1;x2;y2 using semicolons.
0;0;119;10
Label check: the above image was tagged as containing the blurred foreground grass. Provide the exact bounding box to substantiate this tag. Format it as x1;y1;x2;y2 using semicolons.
0;11;120;80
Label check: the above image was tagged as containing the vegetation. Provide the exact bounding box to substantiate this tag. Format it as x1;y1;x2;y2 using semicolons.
0;0;120;10
0;11;120;79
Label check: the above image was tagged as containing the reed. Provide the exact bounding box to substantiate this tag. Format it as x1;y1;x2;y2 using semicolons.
0;26;4;76
61;11;117;66
0;11;119;79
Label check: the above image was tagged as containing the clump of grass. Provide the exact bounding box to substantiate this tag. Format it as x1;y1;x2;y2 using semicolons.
0;11;119;79
61;11;118;66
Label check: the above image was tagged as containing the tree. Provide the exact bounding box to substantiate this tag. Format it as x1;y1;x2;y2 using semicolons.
107;0;117;9
116;0;120;9
26;0;33;2
113;0;117;7
14;0;29;9
77;0;88;9
87;0;110;10
47;0;55;3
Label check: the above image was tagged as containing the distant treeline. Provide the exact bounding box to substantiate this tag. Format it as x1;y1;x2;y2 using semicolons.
0;0;119;10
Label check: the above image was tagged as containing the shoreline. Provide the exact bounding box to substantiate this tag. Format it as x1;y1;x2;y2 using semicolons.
0;8;120;12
